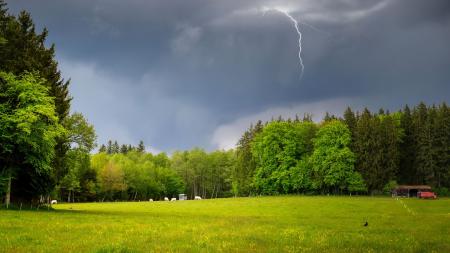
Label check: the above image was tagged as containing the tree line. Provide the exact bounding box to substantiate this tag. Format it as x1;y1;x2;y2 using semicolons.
1;2;449;207
88;103;449;202
62;145;236;202
98;140;146;154
233;103;450;196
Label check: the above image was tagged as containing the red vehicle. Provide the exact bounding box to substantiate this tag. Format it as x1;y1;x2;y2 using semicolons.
418;191;437;199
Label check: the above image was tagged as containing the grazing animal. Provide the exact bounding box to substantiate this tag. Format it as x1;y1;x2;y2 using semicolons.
51;200;57;205
149;199;153;202
171;198;176;201
164;197;169;201
364;221;368;227
194;196;202;200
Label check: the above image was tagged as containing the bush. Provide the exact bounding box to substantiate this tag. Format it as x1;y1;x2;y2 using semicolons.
383;180;398;195
435;187;449;197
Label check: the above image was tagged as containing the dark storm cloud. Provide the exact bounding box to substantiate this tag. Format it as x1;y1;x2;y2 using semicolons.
7;0;450;151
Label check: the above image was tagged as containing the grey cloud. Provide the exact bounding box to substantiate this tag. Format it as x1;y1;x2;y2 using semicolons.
7;0;450;151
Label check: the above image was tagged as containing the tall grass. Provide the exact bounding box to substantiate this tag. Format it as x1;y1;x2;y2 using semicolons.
0;196;449;252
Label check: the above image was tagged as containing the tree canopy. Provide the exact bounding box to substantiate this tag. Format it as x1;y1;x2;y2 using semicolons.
0;71;64;204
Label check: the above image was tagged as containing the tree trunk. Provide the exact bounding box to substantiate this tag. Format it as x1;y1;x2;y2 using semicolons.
211;185;216;199
5;177;11;208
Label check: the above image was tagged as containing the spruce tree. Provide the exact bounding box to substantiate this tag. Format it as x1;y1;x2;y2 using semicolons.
379;113;401;186
107;140;113;154
113;141;120;154
137;141;145;153
437;103;450;188
233;120;263;196
343;107;357;134
120;144;128;154
354;108;378;192
303;113;313;122
399;105;415;184
413;102;435;185
343;107;357;151
99;144;106;153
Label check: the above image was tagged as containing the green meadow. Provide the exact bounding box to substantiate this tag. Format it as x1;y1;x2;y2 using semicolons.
0;196;449;252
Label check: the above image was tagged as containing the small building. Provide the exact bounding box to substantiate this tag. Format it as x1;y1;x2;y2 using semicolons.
392;185;432;197
178;194;187;201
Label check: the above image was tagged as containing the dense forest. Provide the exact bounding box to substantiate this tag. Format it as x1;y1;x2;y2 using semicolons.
1;2;449;206
233;104;450;196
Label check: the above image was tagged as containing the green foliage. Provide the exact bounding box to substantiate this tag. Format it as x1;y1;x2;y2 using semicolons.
0;7;71;118
252;121;317;194
60;148;94;201
310;120;365;193
383;180;398;195
289;157;313;192
54;112;97;201
153;152;171;168
0;71;64;200
233;120;263;196
137;140;145;153
99;144;106;153
353;109;403;193
0;4;73;189
98;162;127;200
171;148;234;199
435;187;449;197
87;151;186;201
64;112;97;152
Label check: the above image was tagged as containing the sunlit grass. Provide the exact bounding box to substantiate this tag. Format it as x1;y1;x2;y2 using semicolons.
1;196;449;252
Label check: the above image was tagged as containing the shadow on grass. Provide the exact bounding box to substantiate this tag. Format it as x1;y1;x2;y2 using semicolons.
1;203;273;225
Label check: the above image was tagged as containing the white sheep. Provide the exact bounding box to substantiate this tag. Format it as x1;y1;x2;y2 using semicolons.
164;197;169;201
149;198;153;202
171;198;176;201
194;196;202;200
51;200;57;205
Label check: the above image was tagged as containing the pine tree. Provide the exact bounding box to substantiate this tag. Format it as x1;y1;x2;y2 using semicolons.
99;144;106;153
428;104;450;188
354;108;378;192
137;141;145;153
436;103;450;188
107;140;113;154
370;115;385;192
323;112;332;122
413;102;435;185
399;105;415;184
343;107;357;151
379;113;401;186
120;144;128;154
113;141;120;154
233;120;263;196
303;113;313;122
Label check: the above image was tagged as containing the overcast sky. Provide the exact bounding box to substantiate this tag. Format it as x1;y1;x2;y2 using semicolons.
7;0;450;152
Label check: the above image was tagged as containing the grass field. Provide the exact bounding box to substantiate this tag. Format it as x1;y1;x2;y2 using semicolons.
0;196;449;252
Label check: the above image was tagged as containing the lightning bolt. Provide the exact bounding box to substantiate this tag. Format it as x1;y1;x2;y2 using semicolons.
263;8;305;79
